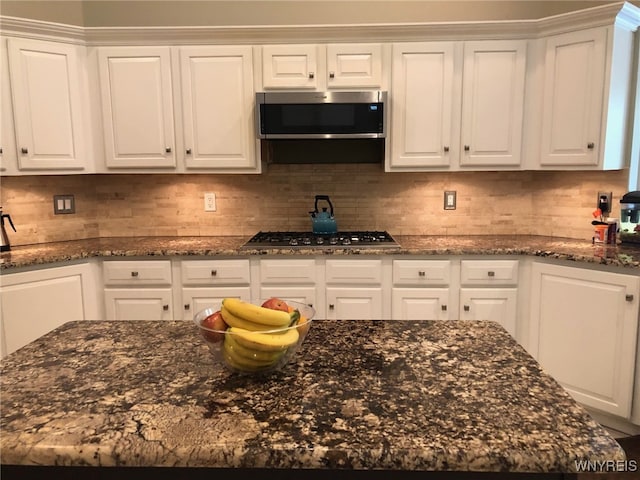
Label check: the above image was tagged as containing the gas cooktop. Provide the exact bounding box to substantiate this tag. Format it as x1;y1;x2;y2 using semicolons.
241;231;399;249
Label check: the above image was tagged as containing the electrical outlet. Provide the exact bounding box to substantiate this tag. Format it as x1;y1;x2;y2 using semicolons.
204;192;216;212
597;191;612;215
444;191;456;210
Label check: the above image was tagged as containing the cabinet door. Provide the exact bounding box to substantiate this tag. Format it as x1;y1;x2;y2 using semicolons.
179;46;256;170
391;288;451;320
539;28;606;167
326;287;383;320
460;40;526;167
7;38;85;170
98;47;176;168
0;41;16;174
104;289;173;320
181;286;251;320
262;45;318;89
326;44;382;88
1;270;86;356
390;42;457;168
459;288;517;337
529;263;639;418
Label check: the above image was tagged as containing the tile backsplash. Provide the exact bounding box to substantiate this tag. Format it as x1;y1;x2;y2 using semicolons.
0;165;630;246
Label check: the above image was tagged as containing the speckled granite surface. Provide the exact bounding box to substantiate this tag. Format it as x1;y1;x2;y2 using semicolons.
0;319;625;472
1;234;639;270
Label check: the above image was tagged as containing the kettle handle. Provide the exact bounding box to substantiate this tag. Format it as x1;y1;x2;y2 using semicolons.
2;214;16;232
314;195;334;216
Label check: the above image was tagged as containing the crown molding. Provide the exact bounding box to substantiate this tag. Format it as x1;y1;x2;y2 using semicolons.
1;1;638;46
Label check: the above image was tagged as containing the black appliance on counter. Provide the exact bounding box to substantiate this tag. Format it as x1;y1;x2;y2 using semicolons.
620;191;640;244
241;231;399;249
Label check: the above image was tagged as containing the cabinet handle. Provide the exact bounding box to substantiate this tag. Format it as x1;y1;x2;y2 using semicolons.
308;72;315;79
464;145;470;152
163;305;169;311
464;305;470;312
211;269;217;276
487;271;495;277
626;294;634;302
587;142;595;150
329;304;335;310
329;72;335;79
441;305;447;311
184;304;190;310
443;146;449;152
165;147;172;153
0;147;3;154
131;271;139;277
21;147;28;154
418;271;426;277
186;148;192;155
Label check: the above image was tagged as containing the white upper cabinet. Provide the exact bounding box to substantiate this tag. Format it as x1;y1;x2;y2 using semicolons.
179;46;256;170
460;40;527;168
326;44;383;88
0;40;16;174
98;47;176;168
6;38;86;171
389;42;458;169
262;45;318;89
537;25;635;170
261;43;383;90
539;28;606;168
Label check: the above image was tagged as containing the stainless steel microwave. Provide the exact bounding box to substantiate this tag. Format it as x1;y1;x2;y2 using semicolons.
256;91;387;139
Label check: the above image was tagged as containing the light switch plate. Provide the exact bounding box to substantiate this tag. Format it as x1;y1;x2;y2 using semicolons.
53;194;75;214
204;192;216;212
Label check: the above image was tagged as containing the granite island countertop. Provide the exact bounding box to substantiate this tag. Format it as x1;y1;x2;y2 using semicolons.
1;234;640;270
0;319;625;478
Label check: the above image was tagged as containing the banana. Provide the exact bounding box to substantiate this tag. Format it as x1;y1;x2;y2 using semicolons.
224;334;285;363
222;298;294;327
221;307;276;332
222;346;275;372
228;326;299;352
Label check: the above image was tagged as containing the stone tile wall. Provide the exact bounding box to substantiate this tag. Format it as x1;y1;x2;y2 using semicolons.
0;165;629;246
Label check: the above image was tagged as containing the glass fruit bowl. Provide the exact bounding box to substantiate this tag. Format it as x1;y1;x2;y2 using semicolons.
193;299;314;375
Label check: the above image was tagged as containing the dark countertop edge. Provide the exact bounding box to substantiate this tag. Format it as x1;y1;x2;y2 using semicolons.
1;235;639;271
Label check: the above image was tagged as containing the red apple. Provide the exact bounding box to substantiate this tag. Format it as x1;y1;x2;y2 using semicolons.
200;310;227;343
261;297;290;312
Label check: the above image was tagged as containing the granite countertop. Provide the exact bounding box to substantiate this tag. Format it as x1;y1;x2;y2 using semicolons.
1;234;640;270
0;319;625;473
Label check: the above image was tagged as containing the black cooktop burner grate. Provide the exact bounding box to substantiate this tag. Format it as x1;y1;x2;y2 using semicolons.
242;231;399;248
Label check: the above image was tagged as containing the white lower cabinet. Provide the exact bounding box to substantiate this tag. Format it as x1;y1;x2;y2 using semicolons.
103;260;174;320
104;289;173;321
459;288;517;335
325;259;383;320
258;258;317;308
529;262;640;418
0;263;100;357
180;259;251;318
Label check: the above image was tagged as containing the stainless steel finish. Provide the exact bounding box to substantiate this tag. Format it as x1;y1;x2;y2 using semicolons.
241;230;399;250
256;90;387;140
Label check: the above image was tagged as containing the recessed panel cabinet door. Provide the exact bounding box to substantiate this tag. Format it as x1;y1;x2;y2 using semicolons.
391;288;451;320
104;289;173;321
326;44;382;88
539;28;606;166
529;263;640;418
326;287;383;320
460;40;526;167
7;38;85;170
98;47;176;168
0;41;16;173
179;46;256;169
459;288;517;337
390;42;457;168
262;45;318;89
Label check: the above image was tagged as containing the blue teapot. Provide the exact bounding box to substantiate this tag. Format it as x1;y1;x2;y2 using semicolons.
309;195;338;234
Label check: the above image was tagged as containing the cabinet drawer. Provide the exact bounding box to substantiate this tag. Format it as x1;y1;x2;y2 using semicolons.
260;259;316;284
325;259;382;284
103;260;172;286
392;260;451;286
460;260;519;285
181;259;250;286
